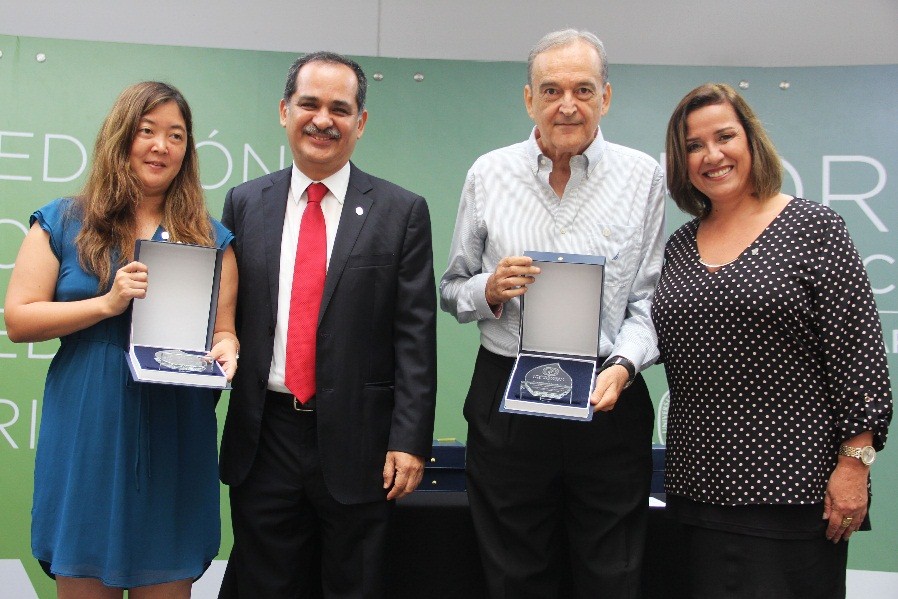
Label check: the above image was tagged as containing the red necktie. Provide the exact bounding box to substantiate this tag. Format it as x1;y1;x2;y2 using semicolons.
284;182;328;403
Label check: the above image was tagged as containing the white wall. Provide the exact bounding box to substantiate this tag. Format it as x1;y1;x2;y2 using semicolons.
2;0;897;66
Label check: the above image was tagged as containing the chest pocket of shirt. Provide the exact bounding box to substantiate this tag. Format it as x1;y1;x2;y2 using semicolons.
586;224;641;288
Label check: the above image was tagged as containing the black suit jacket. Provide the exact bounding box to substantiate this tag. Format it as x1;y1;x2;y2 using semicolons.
219;163;437;504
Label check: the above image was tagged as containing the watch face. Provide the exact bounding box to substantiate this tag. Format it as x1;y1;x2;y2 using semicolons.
861;446;876;465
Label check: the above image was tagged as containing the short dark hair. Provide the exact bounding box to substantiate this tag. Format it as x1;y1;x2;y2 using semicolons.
665;83;783;218
283;51;368;112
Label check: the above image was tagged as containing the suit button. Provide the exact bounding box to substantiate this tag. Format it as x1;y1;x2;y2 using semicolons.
258;378;266;389
268;326;275;336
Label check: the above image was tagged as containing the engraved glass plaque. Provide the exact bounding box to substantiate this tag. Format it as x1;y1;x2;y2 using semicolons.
154;349;212;373
520;362;573;402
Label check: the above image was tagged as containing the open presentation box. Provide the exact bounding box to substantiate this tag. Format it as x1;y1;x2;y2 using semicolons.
125;239;228;389
500;251;605;421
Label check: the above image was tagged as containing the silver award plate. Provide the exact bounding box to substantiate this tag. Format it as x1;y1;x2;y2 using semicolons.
154;349;211;373
521;362;573;402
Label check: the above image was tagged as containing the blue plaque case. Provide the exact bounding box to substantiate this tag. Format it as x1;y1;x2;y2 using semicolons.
125;239;228;389
500;251;605;421
418;440;467;492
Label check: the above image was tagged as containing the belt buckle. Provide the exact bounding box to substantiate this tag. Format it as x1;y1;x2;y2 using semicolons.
293;397;314;412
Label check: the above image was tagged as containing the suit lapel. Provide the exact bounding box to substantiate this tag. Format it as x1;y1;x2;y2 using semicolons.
320;163;373;323
262;168;292;319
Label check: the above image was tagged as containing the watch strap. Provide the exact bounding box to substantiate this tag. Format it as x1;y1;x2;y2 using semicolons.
838;444;875;466
838;445;862;459
603;356;636;388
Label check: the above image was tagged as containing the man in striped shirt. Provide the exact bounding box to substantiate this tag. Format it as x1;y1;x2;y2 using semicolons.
440;29;666;599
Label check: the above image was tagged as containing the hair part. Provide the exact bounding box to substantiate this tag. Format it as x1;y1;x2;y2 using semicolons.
665;82;783;219
283;51;368;112
75;81;212;288
527;29;609;87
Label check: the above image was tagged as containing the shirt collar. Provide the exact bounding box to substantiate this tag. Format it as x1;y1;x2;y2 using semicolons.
289;161;351;205
526;126;607;177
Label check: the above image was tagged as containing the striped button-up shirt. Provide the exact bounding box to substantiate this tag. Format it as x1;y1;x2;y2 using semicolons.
440;128;666;371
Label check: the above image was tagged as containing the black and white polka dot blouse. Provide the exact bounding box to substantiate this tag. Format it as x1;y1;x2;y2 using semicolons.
652;197;892;506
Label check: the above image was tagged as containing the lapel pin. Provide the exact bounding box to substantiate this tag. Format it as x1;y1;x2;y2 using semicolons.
356;206;364;216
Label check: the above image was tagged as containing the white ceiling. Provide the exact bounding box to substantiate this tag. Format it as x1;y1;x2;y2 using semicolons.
3;0;897;66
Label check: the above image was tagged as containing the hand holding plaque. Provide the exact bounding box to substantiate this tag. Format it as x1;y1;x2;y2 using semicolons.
486;256;541;307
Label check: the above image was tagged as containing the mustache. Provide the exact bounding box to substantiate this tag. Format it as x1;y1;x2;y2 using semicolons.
303;124;341;139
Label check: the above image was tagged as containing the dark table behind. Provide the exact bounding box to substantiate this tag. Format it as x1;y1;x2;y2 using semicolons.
385;491;687;598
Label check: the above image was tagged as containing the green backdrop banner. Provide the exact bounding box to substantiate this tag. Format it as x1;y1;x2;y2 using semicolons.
1;35;895;596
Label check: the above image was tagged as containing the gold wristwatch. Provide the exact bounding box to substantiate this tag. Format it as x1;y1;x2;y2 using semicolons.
838;445;876;466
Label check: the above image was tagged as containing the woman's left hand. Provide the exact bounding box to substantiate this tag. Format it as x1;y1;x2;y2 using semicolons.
823;459;869;543
207;337;239;381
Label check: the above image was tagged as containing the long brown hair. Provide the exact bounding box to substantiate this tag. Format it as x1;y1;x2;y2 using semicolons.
665;83;783;218
75;81;212;287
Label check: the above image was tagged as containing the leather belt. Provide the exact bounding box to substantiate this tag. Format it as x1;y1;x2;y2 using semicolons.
267;390;316;412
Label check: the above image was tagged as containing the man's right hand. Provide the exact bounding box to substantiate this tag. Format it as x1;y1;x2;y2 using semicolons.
485;256;541;308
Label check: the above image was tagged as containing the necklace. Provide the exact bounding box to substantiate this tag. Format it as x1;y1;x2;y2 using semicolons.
697;255;739;269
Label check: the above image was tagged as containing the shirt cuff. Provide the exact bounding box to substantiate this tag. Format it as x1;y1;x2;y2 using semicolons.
470;272;502;320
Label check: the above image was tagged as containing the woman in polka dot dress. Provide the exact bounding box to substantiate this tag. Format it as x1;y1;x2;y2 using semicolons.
652;83;892;598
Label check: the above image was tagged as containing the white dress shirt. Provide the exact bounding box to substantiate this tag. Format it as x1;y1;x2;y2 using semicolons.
440;128;666;371
267;162;350;393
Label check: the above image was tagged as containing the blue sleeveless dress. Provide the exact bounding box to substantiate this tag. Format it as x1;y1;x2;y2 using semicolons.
30;198;232;588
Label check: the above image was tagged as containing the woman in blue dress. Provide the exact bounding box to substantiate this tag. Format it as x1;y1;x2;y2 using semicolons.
4;81;239;598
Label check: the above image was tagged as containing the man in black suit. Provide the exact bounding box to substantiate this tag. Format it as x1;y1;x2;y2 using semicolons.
218;52;437;599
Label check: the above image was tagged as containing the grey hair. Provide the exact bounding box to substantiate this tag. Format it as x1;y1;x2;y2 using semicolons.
527;29;608;87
